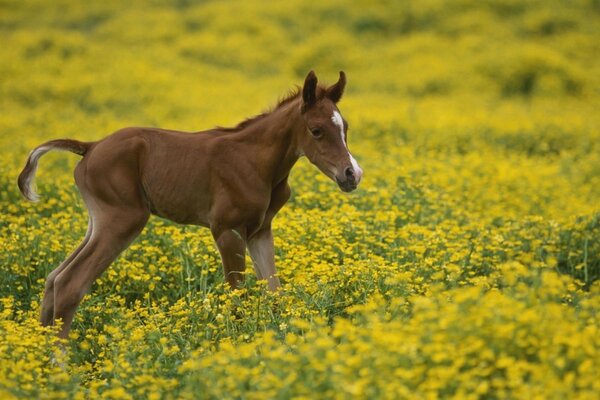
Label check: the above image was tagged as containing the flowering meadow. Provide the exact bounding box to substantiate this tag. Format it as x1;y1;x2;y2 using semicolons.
1;0;600;398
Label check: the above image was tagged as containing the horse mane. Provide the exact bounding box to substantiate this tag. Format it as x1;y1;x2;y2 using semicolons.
218;85;324;132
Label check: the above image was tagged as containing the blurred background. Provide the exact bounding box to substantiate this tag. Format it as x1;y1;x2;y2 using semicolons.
1;0;599;145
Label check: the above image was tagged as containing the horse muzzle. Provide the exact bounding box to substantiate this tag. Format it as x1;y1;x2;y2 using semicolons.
335;166;361;192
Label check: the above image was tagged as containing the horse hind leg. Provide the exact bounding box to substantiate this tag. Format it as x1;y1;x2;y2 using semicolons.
52;206;149;338
40;217;93;326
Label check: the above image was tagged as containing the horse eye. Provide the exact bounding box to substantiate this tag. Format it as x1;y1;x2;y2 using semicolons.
310;128;322;137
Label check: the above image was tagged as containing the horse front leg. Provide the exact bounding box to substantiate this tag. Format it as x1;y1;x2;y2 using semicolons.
212;227;247;289
247;227;281;292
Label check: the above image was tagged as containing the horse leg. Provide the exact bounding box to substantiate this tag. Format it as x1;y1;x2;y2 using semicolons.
40;217;93;326
52;207;148;339
212;228;247;289
247;227;281;291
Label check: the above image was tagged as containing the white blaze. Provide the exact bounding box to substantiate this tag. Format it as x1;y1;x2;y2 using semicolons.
332;111;345;143
331;111;363;183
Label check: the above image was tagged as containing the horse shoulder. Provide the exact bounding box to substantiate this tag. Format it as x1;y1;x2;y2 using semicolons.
269;178;291;213
255;178;291;230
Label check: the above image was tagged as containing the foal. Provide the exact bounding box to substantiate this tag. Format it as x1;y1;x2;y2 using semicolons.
18;70;363;339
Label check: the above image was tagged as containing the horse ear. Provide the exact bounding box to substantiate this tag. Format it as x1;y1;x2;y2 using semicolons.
302;70;318;112
326;71;346;103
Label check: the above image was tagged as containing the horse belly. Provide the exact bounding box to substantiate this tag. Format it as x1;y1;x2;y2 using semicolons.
140;152;212;226
143;177;211;226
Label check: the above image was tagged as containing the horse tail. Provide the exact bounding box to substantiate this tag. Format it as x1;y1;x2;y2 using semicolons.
18;139;92;202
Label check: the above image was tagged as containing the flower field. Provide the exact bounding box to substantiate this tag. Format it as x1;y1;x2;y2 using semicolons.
1;0;600;398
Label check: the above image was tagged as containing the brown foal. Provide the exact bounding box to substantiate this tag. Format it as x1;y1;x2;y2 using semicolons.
18;71;363;339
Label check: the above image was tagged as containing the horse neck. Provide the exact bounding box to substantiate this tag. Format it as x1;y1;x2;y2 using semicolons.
235;100;304;185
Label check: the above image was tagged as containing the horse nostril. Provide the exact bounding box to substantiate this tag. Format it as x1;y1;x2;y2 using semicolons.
344;167;355;180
